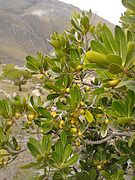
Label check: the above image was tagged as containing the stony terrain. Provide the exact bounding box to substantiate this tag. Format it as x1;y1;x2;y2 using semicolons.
0;0;114;65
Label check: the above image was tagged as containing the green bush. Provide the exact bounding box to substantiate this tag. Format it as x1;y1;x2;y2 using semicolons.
0;0;135;179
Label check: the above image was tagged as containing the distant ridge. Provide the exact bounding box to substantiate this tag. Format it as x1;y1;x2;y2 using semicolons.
0;0;114;65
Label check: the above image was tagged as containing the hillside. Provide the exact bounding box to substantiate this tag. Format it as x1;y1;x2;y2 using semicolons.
0;0;114;65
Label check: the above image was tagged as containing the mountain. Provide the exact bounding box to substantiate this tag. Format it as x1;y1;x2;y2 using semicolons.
0;0;114;65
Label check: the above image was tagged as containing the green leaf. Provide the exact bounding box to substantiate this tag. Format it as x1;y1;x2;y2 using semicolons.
120;15;135;25
44;82;61;92
102;24;118;54
60;132;67;148
105;54;122;66
91;40;109;55
125;90;135;117
115;26;127;64
55;141;64;160
116;117;133;125
85;110;94;123
47;93;60;100
102;171;112;180
112;101;126;116
53;172;63;180
128;132;135;147
26;55;40;71
62;144;72;163
92;87;104;95
38;107;52;119
63;153;79;167
42;135;52;155
122;0;135;11
27;142;40;158
29;138;43;154
100;124;108;138
125;41;135;67
19;162;39;169
108;64;123;74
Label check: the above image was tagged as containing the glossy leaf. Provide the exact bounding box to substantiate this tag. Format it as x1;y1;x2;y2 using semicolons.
115;26;127;64
101;24;118;54
85;110;94;123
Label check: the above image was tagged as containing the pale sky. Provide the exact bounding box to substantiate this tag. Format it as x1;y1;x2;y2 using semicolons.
59;0;126;24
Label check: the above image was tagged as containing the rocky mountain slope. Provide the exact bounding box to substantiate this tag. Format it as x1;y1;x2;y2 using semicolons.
0;0;114;65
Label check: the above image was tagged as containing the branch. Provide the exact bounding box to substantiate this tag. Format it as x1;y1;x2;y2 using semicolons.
7;147;27;154
87;131;132;145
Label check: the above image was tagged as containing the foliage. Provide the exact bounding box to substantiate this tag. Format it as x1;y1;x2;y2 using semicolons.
0;1;135;179
2;64;32;91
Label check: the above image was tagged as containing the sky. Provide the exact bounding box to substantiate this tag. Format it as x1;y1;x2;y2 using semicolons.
59;0;126;25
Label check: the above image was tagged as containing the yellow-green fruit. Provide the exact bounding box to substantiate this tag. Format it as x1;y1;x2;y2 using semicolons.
71;128;78;133
76;65;83;71
105;119;109;125
27;114;35;121
96;114;103;118
103;79;120;88
71;119;76;125
0;149;7;155
80;101;85;107
59;124;63;129
75;140;81;147
66;88;70;93
27;121;32;125
80;109;85;115
15;112;21;119
60;120;65;126
6;120;13;126
97;165;102;170
85;51;108;67
37;74;44;80
75;120;79;126
85;86;91;91
51;111;57;118
78;130;83;137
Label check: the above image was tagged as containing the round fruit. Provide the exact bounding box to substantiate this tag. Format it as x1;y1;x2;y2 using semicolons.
85;87;91;91
80;101;85;107
96;114;103;118
6;120;13;126
15;112;21;119
75;120;79;126
105;119;109;125
51;111;57;118
71;119;76;125
27;114;35;121
27;121;32;125
75;140;81;147
66;88;70;93
97;165;102;170
60;120;65;126
59;124;63;129
80;109;85;115
37;74;44;80
78;130;82;137
76;65;83;71
71;127;78;133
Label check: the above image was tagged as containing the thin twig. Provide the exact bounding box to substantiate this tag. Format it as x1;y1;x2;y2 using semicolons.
7;147;27;154
87;131;132;145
